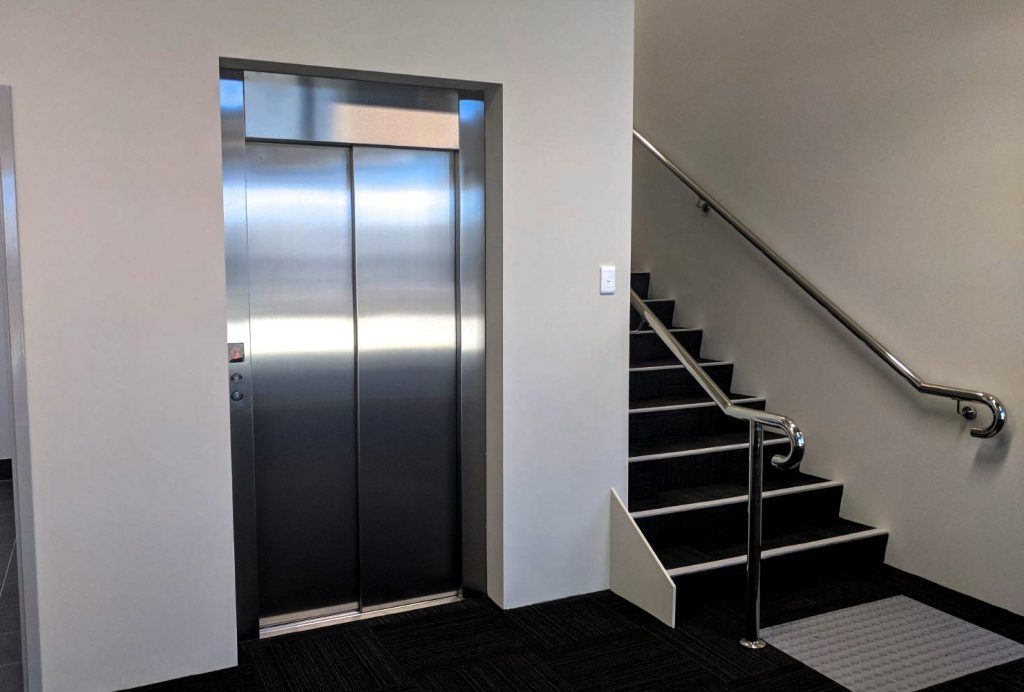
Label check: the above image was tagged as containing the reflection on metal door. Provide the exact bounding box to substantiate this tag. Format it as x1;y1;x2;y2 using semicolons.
354;147;458;608
245;144;359;620
245;145;458;626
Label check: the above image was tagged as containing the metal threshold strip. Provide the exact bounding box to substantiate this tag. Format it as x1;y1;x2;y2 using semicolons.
259;591;461;639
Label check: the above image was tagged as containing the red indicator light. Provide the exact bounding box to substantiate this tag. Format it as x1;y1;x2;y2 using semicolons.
228;342;245;363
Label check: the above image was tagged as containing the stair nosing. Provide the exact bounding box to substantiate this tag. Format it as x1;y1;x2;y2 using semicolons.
630;480;843;519
629;327;701;335
664;528;889;578
629;360;732;372
629;395;762;414
628;436;788;463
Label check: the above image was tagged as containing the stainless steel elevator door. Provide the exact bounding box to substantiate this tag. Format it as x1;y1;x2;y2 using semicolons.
353;147;460;608
245;143;359;619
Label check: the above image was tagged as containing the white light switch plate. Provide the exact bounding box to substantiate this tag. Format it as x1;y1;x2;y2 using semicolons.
600;265;616;294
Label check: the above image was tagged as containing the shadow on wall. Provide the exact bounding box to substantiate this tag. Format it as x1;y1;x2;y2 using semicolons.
973;428;1013;469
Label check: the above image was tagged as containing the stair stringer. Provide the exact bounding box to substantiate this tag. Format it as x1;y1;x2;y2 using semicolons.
609;488;676;627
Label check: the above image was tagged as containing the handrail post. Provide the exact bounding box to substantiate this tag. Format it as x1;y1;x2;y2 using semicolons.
741;420;767;649
629;287;803;646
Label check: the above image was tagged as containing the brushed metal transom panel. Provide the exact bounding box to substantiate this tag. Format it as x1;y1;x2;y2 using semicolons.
244;71;459;150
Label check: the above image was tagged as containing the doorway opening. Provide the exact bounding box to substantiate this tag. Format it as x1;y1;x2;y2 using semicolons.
0;85;33;689
220;65;488;640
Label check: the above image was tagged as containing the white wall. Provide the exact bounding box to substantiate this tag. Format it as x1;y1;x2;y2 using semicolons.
0;1;634;689
635;0;1024;615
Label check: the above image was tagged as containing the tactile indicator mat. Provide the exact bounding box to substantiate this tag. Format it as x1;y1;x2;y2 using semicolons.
761;595;1024;691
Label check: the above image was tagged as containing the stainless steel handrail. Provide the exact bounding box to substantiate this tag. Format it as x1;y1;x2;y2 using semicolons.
631;289;803;648
633;129;1006;438
631;291;805;470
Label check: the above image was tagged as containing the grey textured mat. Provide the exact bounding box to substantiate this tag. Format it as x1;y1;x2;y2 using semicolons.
762;595;1024;691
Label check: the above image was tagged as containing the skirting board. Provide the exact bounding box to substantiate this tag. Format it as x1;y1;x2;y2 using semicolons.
609;488;676;627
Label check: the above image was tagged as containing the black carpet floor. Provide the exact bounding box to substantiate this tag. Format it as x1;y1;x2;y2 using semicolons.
0;475;20;692
133;564;1024;691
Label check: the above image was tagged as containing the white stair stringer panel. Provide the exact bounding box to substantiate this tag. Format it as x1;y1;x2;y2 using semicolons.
609;488;676;627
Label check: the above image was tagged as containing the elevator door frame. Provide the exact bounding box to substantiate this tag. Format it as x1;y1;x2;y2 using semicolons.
220;66;487;640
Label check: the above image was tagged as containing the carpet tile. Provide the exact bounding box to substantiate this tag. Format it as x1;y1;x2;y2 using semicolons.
128;565;1024;692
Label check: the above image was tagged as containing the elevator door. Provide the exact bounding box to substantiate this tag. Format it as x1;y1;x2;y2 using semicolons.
354;147;459;608
244;142;459;624
246;143;359;619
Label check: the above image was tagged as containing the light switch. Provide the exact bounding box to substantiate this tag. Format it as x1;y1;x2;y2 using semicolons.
600;265;616;295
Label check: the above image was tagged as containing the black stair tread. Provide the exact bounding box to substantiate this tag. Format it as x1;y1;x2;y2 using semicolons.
629;471;829;513
629;430;786;460
657;516;877;571
629;392;758;411
630;356;728;369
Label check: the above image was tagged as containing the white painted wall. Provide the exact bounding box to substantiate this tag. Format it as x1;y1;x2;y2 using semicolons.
0;1;634;689
635;0;1024;615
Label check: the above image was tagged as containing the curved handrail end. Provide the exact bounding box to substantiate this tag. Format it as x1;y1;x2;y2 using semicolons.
970;393;1007;439
725;403;805;470
771;423;805;470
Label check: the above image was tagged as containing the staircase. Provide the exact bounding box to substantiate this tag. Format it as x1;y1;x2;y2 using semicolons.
628;271;889;611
